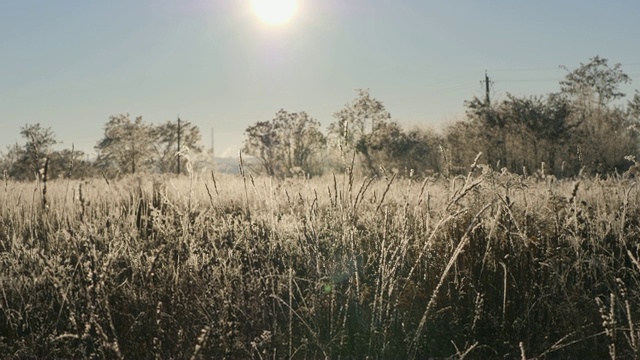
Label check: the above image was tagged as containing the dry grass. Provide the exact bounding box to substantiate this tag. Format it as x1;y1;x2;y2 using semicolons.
1;165;639;359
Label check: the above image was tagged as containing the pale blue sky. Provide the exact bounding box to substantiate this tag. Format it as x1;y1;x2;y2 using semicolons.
1;1;640;158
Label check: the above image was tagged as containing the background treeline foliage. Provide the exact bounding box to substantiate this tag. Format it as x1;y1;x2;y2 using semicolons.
244;56;640;178
1;56;639;180
449;56;640;177
94;114;203;176
1;115;203;180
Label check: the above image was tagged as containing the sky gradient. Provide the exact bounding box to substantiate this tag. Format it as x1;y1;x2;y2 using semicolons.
2;1;640;158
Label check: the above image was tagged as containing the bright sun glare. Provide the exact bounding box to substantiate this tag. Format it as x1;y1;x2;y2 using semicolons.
251;0;298;26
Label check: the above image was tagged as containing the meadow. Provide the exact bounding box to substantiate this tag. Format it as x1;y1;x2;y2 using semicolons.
1;161;640;359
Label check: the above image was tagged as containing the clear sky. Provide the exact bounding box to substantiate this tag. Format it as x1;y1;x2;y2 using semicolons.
2;1;640;158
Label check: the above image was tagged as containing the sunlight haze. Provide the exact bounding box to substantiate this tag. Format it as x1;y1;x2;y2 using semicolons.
251;0;298;26
1;1;639;158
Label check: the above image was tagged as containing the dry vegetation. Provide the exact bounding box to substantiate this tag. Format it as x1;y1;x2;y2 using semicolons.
1;160;640;359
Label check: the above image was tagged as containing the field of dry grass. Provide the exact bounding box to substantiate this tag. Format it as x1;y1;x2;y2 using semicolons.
1;163;640;359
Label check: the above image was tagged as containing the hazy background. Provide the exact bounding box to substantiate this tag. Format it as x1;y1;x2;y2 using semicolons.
2;0;639;158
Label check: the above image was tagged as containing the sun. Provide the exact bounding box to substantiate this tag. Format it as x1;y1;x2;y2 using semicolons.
251;0;298;26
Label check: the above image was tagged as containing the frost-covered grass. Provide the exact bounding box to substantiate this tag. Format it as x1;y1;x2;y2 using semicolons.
1;166;640;359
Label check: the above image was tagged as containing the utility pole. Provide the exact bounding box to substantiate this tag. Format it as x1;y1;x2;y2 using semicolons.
482;71;492;106
177;115;181;175
481;71;503;166
211;127;215;170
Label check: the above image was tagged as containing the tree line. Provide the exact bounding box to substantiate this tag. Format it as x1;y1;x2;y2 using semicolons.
243;56;640;179
0;115;203;181
1;56;639;181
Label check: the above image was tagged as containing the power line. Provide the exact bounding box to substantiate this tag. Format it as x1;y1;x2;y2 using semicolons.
491;61;640;73
492;66;560;72
496;78;561;83
432;83;478;94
